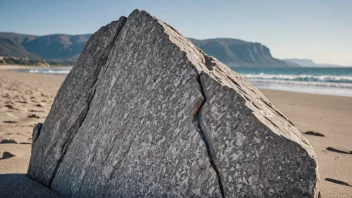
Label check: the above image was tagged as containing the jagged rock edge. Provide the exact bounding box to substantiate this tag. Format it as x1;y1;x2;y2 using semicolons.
174;32;319;195
159;20;227;196
161;18;246;197
195;48;316;158
37;9;318;196
47;18;127;188
195;54;319;196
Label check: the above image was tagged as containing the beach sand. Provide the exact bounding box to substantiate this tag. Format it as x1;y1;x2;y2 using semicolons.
0;66;351;197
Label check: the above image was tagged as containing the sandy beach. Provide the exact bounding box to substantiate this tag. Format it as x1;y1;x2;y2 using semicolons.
0;66;351;197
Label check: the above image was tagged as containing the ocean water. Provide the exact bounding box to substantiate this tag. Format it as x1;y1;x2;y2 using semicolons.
15;68;72;75
15;67;352;97
233;67;352;97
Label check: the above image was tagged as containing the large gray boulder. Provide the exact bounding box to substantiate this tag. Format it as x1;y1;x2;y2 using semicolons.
28;9;320;197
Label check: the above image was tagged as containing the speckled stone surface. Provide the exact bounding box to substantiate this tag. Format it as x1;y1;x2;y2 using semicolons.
28;9;320;198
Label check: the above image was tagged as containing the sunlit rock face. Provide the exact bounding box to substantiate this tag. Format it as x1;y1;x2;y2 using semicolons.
28;9;319;198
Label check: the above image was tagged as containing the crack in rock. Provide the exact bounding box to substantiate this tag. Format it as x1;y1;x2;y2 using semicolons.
193;73;225;198
27;9;319;197
48;89;97;187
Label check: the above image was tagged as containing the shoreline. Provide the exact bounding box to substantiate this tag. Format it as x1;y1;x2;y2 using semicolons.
3;66;351;98
0;64;72;69
0;69;351;197
4;65;352;98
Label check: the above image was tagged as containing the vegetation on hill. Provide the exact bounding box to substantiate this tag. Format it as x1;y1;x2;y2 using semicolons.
0;56;48;66
0;32;294;67
0;33;40;60
22;34;90;60
189;38;292;67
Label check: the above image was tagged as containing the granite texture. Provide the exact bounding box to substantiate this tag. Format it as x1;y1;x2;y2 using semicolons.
28;9;320;198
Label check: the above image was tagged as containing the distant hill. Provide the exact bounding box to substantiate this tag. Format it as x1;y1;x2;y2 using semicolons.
22;34;90;60
284;58;341;67
0;32;295;67
189;38;293;67
0;33;40;60
0;32;91;65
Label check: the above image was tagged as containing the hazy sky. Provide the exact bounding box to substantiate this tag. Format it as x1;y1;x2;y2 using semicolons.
0;0;351;65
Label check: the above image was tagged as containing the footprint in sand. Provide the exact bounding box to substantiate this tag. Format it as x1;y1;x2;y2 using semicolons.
325;178;352;187
29;110;45;113
326;147;352;155
30;96;38;101
0;151;16;160
304;131;325;137
0;139;18;144
5;101;15;105
4;104;17;110
35;103;44;107
15;100;27;104
28;114;40;119
3;120;17;124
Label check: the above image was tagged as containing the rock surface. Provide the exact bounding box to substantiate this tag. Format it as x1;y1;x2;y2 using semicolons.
28;9;320;197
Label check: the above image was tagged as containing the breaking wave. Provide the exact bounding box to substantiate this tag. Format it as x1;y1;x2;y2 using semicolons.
15;68;71;75
242;73;352;84
247;79;352;89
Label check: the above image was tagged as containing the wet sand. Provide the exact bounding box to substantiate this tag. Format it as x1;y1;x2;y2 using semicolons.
1;66;351;197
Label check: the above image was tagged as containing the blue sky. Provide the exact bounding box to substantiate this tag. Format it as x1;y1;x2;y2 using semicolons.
0;0;351;65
